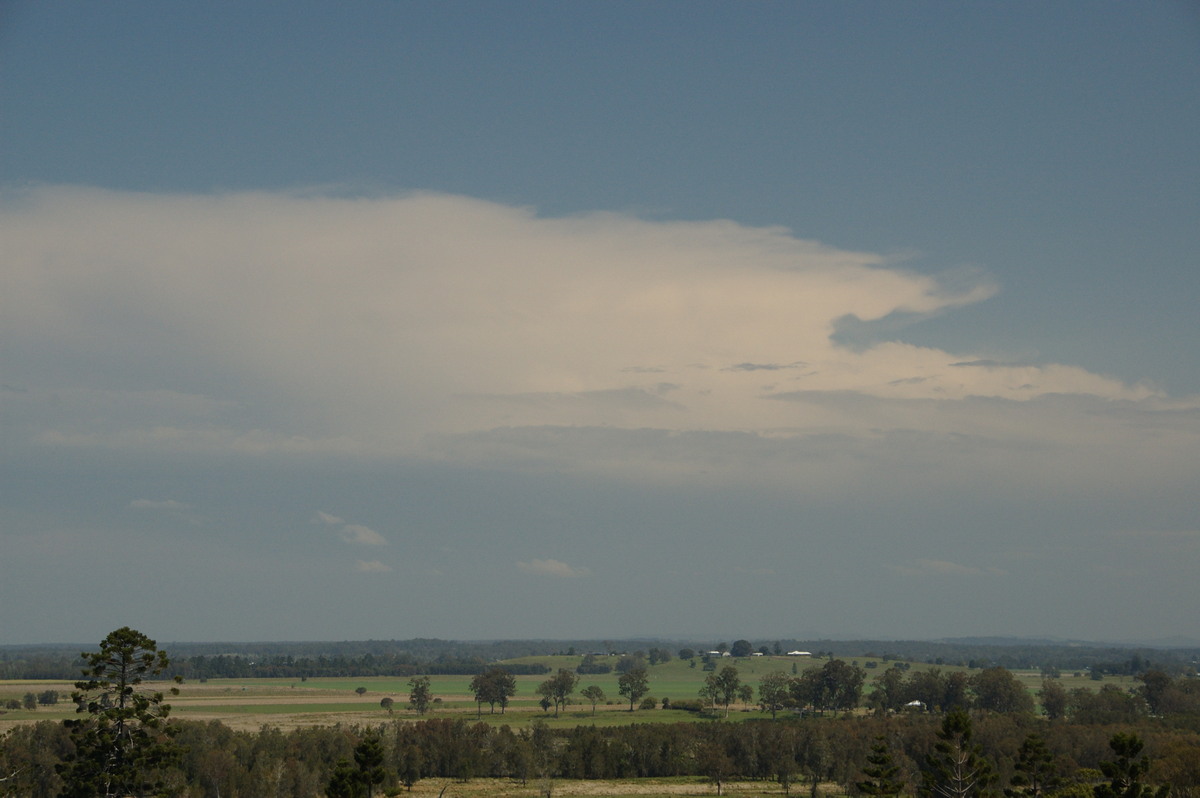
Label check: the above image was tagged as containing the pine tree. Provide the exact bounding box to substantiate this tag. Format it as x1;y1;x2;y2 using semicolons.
325;759;364;798
1006;733;1063;798
354;731;389;798
1094;733;1169;798
919;710;998;798
858;736;905;797
57;627;182;798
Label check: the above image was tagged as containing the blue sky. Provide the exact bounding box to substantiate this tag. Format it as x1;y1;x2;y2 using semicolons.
2;2;1198;645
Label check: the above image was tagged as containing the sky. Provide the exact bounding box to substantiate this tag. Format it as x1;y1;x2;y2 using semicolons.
2;1;1198;646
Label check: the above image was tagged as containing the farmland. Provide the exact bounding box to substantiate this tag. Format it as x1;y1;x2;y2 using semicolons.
0;652;1136;733
2;641;1194;798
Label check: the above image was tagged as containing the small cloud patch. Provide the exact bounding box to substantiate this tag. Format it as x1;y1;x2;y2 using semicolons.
340;524;387;546
516;558;590;578
890;558;1007;577
130;499;190;510
356;560;392;573
314;511;388;545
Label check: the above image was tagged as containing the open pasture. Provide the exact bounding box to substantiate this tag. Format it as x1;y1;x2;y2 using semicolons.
1;654;1130;733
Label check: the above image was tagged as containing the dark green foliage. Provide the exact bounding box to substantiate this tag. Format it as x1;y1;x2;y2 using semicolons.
614;653;647;674
407;675;432;714
325;759;364;798
1069;685;1147;724
1005;733;1063;798
580;685;606;715
701;665;742;716
353;731;388;797
1038;679;1068;720
858;737;905;796
920;710;999;798
535;669;578;717
575;653;612;674
758;670;792;719
790;659;866;714
1094;733;1168;798
973;667;1035;714
618;667;650;711
468;667;518;715
57;627;182;798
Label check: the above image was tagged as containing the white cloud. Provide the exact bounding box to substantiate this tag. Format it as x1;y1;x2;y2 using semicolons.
355;560;392;573
516;558;590;578
2;185;1194;492
313;511;387;545
340;524;387;546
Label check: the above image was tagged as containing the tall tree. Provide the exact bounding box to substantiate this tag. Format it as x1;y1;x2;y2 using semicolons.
353;731;389;798
815;659;865;713
408;676;433;715
703;665;742;717
325;760;363;798
580;685;606;716
57;627;182;798
1005;733;1063;798
1037;679;1068;721
1094;733;1168;798
758;671;792;719
618;667;650;711
870;665;908;713
469;667;517;716
919;709;998;798
972;667;1034;714
857;737;905;797
536;669;578;717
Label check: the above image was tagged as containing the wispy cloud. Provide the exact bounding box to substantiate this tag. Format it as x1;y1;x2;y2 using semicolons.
890;558;1007;578
340;524;387;546
314;512;387;545
356;560;392;573
130;499;190;510
516;558;590;578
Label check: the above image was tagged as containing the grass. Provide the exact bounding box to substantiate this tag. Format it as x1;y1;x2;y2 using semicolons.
0;655;1137;733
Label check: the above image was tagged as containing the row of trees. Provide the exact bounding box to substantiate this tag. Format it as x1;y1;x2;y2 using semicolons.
374;661;1200;728
9;708;1195;797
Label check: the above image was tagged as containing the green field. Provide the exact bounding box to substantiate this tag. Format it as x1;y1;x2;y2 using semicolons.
0;654;1135;732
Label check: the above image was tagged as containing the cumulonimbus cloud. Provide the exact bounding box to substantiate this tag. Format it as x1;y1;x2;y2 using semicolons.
2;185;1193;491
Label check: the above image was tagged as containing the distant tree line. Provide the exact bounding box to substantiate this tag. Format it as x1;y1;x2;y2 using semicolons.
5;637;1195;680
170;654;551;680
0;652;550;681
5;711;1198;797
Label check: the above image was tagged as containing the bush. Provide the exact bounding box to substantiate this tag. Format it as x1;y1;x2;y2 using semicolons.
640;697;657;710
